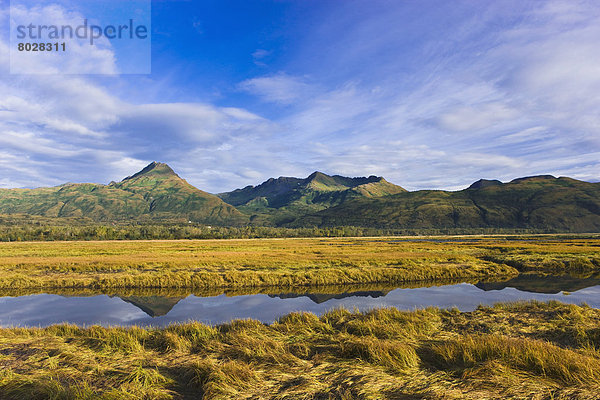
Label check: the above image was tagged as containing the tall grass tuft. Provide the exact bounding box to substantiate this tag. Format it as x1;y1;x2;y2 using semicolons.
431;334;600;385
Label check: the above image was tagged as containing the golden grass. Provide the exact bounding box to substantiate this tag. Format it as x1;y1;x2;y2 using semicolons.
1;301;599;399
0;236;598;289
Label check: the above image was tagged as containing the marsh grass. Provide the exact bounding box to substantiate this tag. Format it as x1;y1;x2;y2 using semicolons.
431;335;600;385
1;301;599;399
1;236;598;290
0;236;599;398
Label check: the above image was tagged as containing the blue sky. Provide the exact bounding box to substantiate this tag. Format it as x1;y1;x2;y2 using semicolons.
0;0;599;192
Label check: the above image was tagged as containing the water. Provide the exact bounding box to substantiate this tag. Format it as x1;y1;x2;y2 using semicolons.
1;274;599;327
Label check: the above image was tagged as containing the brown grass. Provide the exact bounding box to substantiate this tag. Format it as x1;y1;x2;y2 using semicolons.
0;236;598;290
1;301;600;399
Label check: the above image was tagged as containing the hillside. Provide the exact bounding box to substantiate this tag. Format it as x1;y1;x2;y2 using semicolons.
0;162;246;225
0;167;598;232
288;175;600;231
219;171;406;225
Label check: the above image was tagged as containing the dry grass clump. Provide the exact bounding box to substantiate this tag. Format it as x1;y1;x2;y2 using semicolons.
431;334;600;385
1;301;600;399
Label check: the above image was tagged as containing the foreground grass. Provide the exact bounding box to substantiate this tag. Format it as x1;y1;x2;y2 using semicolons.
0;236;599;289
1;301;599;399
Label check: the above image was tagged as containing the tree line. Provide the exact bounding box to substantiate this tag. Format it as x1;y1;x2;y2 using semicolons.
0;222;545;241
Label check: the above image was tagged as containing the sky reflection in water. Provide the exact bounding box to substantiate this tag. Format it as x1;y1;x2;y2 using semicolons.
1;277;599;327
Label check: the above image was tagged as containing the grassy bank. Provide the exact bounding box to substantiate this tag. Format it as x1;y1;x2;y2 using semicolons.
0;301;598;399
0;236;599;289
0;280;483;298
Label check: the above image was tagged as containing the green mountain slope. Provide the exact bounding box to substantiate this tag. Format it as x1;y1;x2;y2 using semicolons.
288;176;600;231
0;167;598;232
218;171;406;225
0;162;246;225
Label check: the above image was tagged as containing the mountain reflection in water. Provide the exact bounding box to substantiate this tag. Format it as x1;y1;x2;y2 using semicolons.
1;274;599;327
109;274;600;318
113;289;391;317
116;296;184;317
268;290;389;304
475;273;600;294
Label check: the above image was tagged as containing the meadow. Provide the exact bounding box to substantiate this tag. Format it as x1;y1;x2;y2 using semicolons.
1;236;599;399
0;236;599;290
1;301;599;399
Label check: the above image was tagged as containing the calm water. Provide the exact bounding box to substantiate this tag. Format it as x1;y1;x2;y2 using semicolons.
1;274;599;327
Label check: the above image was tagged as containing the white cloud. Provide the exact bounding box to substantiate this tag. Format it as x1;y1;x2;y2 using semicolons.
0;33;273;189
483;1;600;140
252;49;271;59
238;73;312;105
234;0;600;191
114;103;271;146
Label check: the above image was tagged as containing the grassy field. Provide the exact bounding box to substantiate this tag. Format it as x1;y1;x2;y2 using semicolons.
0;301;598;399
0;236;599;290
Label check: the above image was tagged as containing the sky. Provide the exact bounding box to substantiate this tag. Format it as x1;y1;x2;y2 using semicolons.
0;0;599;192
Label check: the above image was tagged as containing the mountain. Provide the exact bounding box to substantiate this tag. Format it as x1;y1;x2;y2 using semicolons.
0;167;598;232
218;171;406;225
0;162;246;225
109;162;246;224
288;175;600;231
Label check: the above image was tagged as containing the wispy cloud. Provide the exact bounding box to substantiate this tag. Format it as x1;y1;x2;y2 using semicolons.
0;0;598;192
251;49;271;66
232;0;600;190
238;73;312;105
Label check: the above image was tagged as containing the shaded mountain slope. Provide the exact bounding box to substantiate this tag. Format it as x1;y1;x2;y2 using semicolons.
288;176;600;231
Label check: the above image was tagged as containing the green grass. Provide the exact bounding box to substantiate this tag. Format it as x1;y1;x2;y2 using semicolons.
1;301;599;399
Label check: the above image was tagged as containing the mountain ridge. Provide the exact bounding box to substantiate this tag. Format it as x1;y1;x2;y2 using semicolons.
288;175;600;231
218;171;406;225
0;164;597;231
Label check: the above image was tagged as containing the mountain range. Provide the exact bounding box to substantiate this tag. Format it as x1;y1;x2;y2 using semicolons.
0;162;598;231
290;175;600;231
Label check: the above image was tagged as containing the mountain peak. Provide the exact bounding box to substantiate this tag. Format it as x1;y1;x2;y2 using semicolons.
468;179;503;190
306;171;330;181
121;162;177;182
